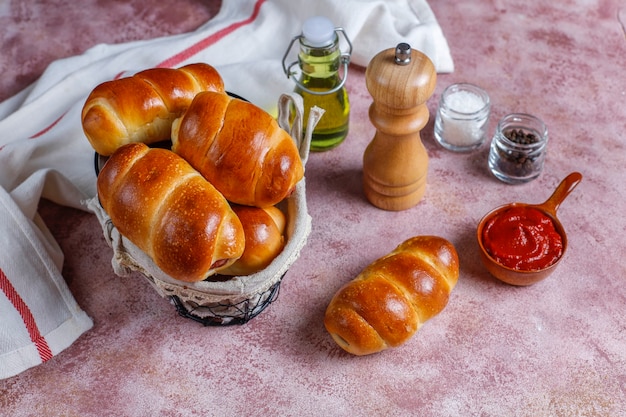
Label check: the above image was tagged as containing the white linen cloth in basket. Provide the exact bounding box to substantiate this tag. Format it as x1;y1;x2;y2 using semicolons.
0;0;453;379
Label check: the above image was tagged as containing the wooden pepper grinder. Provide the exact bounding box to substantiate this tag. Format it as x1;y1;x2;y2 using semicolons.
363;43;436;211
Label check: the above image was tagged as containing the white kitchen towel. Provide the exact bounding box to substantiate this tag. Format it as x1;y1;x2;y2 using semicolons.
0;0;452;378
0;170;93;380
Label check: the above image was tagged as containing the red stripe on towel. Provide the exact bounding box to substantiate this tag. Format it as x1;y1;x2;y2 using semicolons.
0;268;54;363
157;0;267;68
28;111;67;139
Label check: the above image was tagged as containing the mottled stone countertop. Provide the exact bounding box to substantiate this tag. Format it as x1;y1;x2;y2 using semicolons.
1;1;625;416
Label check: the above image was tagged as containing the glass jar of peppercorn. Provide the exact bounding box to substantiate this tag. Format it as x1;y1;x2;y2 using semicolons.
488;113;548;184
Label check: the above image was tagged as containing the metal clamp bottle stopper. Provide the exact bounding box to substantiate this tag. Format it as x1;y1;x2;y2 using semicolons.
281;26;353;96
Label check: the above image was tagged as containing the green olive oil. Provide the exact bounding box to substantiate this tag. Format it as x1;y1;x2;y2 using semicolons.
296;36;350;151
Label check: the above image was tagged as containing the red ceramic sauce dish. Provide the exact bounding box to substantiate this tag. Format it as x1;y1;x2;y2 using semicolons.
476;172;582;286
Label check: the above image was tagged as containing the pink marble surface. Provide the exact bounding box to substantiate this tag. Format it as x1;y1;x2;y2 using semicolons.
2;1;626;416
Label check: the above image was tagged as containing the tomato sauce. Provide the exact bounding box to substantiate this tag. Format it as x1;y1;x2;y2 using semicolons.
481;206;563;271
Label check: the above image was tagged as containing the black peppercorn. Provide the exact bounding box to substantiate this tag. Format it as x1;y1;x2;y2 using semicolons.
488;114;548;184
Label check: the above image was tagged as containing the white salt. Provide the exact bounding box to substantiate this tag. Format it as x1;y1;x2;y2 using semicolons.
436;89;489;148
446;90;485;113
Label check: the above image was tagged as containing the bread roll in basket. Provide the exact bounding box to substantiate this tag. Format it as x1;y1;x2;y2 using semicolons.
88;93;323;325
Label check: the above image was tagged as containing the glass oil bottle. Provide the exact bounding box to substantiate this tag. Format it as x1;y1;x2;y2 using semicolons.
283;16;352;151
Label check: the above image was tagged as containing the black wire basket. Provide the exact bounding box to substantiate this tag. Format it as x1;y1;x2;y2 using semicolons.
170;278;282;326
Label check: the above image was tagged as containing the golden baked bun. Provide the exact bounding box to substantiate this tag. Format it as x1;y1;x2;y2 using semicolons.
82;63;224;155
97;142;245;282
324;236;460;355
220;205;286;276
171;91;304;207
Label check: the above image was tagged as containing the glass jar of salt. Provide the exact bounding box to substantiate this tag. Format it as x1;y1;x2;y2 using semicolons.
434;83;491;152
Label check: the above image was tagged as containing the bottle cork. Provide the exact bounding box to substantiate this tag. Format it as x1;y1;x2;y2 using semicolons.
363;43;436;211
